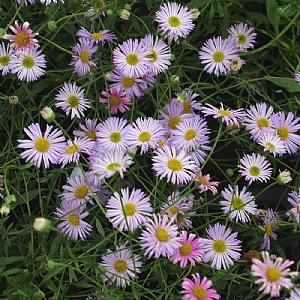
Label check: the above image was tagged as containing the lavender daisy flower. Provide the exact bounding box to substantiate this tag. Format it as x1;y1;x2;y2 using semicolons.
10;47;46;81
16;0;35;5
54;200;92;241
286;188;300;224
294;71;300;84
70;38;98;77
76;26;117;45
55;82;90;119
286;287;300;300
170;231;204;268
99;243;142;287
270;111;300;155
199;36;239;76
251;251;298;298
181;273;220;300
155;2;195;43
152;145;197;185
174;90;202;114
0;42;13;76
238;153;272;185
202;223;242;270
73;118;101;143
105;187;153;232
139;214;181;258
258;132;286;157
112;38;152;78
228;23;257;49
220;184;257;223
17;123;65;168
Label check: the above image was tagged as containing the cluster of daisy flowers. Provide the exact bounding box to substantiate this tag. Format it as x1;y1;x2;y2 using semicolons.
9;0;300;299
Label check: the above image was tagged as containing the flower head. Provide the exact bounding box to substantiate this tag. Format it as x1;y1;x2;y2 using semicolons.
0;42;13;76
251;251;298;297
76;26;117;45
195;168;219;195
286;188;300;224
258;132;286;157
228;23;257;49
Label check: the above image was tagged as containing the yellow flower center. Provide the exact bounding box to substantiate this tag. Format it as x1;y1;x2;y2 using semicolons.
212;239;226;253
169;205;179;215
232;197;245;210
16;32;30;47
256;117;269;128
22;56;35;69
79;50;90;63
138;131;151;142
184;129;196;141
66;144;80;155
0;55;10;66
114;259;127;272
237;34;247;47
265;223;272;236
109;95;121;106
35;137;50;152
277;126;289;141
167;158;183;171
110;132;121;143
218;109;231;117
146;50;158;62
107;162;121;171
87;130;97;141
192;286;207;300
213;51;225;63
67;95;79;108
68;213;80;226
249;166;260;177
126;53;139;66
74;185;88;199
183;100;191;113
179;242;193;256
91;32;104;40
168;16;180;27
157;140;166;147
123;203;136;216
168;116;181;130
198;175;208;185
266;267;280;282
265;142;275;151
156;228;169;242
122;76;135;88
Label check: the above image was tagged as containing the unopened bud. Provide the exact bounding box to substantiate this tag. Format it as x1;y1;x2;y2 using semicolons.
230;57;244;72
33;217;52;233
8;95;18;105
226;168;234;177
5;194;16;204
190;8;200;20
118;9;130;20
176;93;186;103
124;4;132;11
47;260;57;270
277;169;292;185
40;107;55;123
47;20;57;31
0;203;10;216
106;9;113;16
170;75;180;84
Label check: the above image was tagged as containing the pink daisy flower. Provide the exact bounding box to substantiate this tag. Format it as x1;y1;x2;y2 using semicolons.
3;20;39;51
195;168;219;195
251;251;299;297
170;231;204;268
139;214;181;258
99;88;132;114
181;273;220;300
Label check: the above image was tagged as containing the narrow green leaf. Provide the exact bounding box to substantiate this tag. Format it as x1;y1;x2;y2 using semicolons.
266;0;279;35
1;268;24;276
265;77;300;92
96;218;105;237
0;256;27;265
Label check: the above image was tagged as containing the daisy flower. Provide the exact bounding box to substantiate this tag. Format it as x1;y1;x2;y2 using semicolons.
188;145;211;167
0;42;13;76
294;71;300;85
96;116;131;153
112;38;152;78
198;36;239;76
70;38;98;77
155;2;195;43
0;175;4;199
99;243;142;287
270;111;300;155
10;47;46;81
228;23;257;49
181;273;220;300
76;26;117;45
200;102;245;127
202;223;242;270
16;0;35;5
251;251;299;298
195;168;219;195
258;208;278;250
83;0;106;19
3;20;39;51
59;137;94;168
40;0;64;4
139;214;181;258
54;200;92;241
286;188;300;224
286;287;300;300
126;117;166;154
90;150;133;180
105;187;153;232
170;114;210;152
141;34;172;75
152;145;197;185
174;90;202;114
99;88;132;114
238;153;272;185
108;68;153;99
220;184;257;223
17;123;65;169
170;231;204;268
243;102;274;141
61;173;98;205
73;118;101;143
258;132;286;157
55;82;90;119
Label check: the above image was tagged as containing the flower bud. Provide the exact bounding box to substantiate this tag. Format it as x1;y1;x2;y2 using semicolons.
226;168;234;177
0;203;10;216
170;75;180;84
176;93;186;103
230;57;244;72
106;9;113;16
8;95;18;105
32;290;45;300
47;20;57;31
47;260;57;270
5;194;16;204
118;9;130;20
33;218;52;233
40;107;56;123
277;169;292;185
190;8;200;20
124;4;132;11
